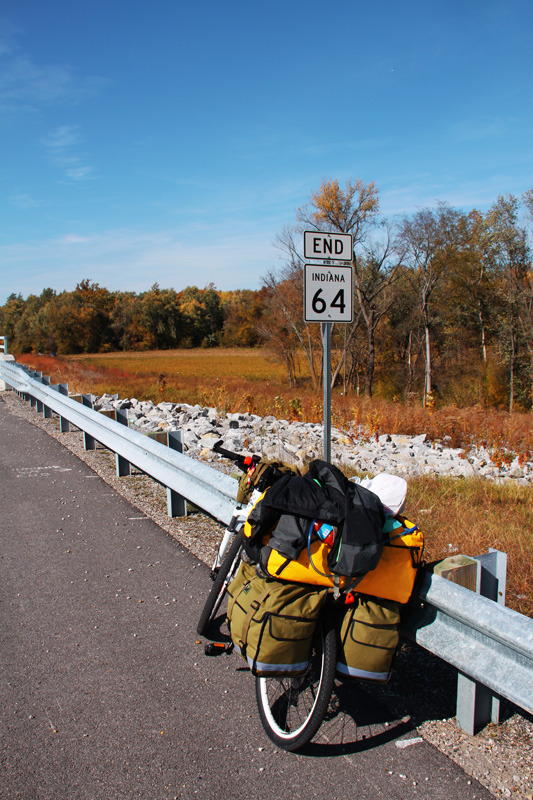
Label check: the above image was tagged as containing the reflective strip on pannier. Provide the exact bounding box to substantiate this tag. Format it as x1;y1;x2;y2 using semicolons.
226;562;327;677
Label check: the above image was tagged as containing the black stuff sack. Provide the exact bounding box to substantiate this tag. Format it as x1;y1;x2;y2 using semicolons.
326;479;386;578
250;461;387;581
226;561;327;677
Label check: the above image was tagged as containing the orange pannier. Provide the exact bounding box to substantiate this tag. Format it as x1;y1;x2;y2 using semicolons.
262;517;423;605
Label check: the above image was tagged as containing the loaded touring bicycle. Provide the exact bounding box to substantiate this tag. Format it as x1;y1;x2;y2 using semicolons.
197;442;423;751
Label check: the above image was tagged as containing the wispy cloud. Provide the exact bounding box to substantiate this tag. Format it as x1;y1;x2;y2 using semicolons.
0;32;105;114
8;192;40;209
41;125;81;150
449;115;508;142
380;174;517;218
41;124;96;182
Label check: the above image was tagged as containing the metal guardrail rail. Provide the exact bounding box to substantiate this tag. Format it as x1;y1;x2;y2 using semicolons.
401;570;533;731
0;359;238;524
1;357;532;734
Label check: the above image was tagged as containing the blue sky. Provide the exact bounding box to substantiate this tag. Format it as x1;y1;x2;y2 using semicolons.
1;0;532;304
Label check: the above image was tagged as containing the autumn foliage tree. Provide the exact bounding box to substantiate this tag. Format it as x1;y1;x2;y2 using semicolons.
262;178;402;397
260;180;533;409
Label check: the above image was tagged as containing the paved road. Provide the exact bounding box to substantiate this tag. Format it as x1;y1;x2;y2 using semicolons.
0;395;494;800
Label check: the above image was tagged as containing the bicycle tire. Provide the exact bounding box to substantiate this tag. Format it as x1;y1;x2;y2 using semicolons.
196;532;243;636
254;614;337;751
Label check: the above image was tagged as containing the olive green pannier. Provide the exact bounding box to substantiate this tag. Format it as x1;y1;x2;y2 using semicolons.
226;562;327;677
335;594;400;682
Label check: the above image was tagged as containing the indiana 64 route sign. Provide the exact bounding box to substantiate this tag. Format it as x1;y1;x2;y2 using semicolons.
304;264;353;323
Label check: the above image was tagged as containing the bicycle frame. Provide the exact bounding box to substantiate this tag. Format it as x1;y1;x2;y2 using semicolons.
210;489;262;574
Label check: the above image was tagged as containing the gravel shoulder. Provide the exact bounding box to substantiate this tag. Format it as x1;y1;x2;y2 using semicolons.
2;390;532;800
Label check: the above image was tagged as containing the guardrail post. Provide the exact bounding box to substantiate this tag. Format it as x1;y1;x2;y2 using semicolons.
43;376;53;418
81;395;96;450
115;409;131;476
456;548;508;732
25;370;37;405
475;548;507;605
437;551;508;734
34;373;44;412
35;374;51;414
166;430;187;517
51;383;70;431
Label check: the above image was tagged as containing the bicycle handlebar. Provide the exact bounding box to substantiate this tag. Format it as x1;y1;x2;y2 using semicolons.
213;440;261;472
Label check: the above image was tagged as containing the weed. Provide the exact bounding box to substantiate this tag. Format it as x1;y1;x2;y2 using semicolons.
274;396;285;418
289;397;303;420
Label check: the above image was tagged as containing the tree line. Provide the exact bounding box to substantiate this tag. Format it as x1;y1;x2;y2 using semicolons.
2;179;532;411
0;282;267;354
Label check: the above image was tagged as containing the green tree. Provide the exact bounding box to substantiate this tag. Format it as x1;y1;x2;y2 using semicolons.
0;293;25;349
13;290;55;352
485;195;531;410
397;204;460;404
178;284;224;347
140;284;182;349
109;292;149;350
220;289;266;346
71;279;115;352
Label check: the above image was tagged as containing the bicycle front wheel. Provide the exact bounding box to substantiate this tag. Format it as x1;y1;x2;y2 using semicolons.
255;615;337;751
196;532;243;636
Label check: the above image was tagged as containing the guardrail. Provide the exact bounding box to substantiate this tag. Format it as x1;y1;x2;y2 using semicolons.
0;359;238;524
401;567;533;733
1;357;532;737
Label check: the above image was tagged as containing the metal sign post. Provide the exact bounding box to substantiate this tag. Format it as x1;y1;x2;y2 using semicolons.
303;231;353;462
322;322;332;462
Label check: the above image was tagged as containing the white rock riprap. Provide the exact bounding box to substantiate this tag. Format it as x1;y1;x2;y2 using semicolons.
92;394;533;485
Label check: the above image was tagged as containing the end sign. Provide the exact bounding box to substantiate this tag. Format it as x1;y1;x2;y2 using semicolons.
304;231;353;262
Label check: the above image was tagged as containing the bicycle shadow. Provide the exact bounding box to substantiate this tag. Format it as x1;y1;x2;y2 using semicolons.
205;616;458;753
204;614;527;758
299;638;464;757
300;635;527;757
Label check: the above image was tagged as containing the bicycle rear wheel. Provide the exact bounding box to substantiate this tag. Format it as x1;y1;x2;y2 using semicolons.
255;615;337;751
196;532;243;636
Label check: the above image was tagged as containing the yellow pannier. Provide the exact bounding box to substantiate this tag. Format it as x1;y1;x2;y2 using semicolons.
263;517;423;605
